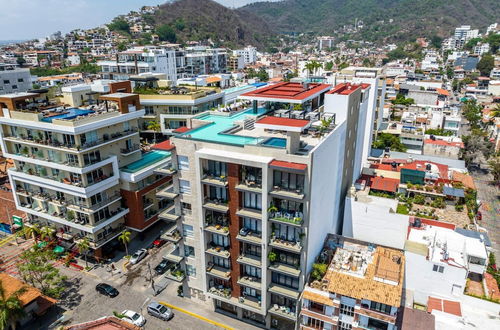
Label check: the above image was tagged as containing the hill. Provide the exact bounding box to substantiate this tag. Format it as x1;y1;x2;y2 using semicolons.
239;0;500;43
152;0;273;48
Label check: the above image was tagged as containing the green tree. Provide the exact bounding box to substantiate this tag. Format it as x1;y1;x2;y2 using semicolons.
462;99;482;128
464;37;482;50
146;121;161;143
488;156;500;185
118;230;131;256
0;281;26;330
108;19;130;34
477;54;494;76
303;61;322;77
17;246;67;298
372;133;407;152
430;35;443;49
23;224;40;243
39;226;53;241
425;128;453;136
117;42;128;52
392;93;414;106
156;24;177;43
324;61;334;71
77;238;90;268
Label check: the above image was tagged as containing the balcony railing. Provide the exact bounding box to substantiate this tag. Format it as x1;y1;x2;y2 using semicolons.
206;242;230;258
269;235;302;252
120;143;140;155
208;286;232;299
13;167;113;188
269;211;304;226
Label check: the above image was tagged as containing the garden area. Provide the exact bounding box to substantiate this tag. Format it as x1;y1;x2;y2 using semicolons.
395;182;477;228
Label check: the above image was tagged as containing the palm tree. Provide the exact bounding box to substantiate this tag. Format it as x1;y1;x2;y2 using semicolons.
77;238;90;268
118;231;131;257
39;226;53;241
302;62;315;78
23;224;40;243
0;281;26;330
146;121;161;143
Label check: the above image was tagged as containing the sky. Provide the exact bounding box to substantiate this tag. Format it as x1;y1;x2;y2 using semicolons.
0;0;281;40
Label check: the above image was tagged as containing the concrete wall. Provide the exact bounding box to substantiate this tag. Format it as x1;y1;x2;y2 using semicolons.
0;69;32;93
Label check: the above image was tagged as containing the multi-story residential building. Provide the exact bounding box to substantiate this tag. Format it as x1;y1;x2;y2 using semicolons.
184;48;228;77
0;64;32;94
98;47;178;82
0;86;171;257
233;46;257;65
453;25;480;49
473;42;490;56
300;234;404;330
152;81;370;328
317;37;335;51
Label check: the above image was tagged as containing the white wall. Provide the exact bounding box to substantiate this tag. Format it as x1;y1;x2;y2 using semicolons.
307;122;346;271
342;196;408;249
352;86;370;181
405;251;467;304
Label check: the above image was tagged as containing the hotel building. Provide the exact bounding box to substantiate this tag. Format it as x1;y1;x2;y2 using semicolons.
154;81;371;328
300;234;404;330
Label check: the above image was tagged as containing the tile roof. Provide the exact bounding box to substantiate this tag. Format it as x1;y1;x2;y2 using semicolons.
151;140;175;151
436;88;450;96
424;139;464;148
240;82;331;102
303;290;336;306
327;83;363;95
0;273;56;307
427;297;462;317
370;176;400;193
324;246;405;307
255;116;310;128
64;316;141;330
396;307;435;330
451;171;476;190
173;126;190;133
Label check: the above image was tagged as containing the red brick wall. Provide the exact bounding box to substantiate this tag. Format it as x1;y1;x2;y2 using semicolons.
227;163;241;298
121;176;171;231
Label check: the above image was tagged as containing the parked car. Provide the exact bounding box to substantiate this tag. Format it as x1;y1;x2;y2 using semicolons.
95;283;119;297
147;301;173;321
154;259;172;275
477;211;482;221
130;248;148;265
153;238;167;248
121;310;146;327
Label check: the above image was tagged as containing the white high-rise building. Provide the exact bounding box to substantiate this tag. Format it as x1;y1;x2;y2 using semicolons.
233;46;257;65
317;36;335;51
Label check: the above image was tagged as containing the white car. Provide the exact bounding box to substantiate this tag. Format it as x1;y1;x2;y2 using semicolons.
121;310;146;327
130;248;148;265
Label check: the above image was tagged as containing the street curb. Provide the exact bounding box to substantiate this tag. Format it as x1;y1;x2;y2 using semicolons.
159;301;234;330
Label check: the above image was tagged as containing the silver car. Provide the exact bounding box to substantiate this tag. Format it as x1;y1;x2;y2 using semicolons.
130;248;148;265
147;302;173;321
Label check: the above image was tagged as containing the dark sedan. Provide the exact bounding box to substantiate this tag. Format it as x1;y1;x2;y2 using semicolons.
154;259;172;275
95;283;119;297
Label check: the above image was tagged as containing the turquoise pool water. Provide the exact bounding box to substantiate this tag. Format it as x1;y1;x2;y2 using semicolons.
182;108;268;146
121;150;171;173
42;109;94;122
262;137;286;148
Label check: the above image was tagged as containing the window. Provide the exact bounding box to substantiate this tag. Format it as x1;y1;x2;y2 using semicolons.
83;150;101;165
144;106;154;115
339;304;354;316
184;245;195;257
432;264;444;273
206;160;227;177
177;155;189;170
271;272;299;289
242;286;260;298
182;224;194;238
123;121;130;131
273;171;305;192
244;265;261;278
12;85;17;90
370;301;392;314
179;180;191;194
243;192;261;210
305;317;324;329
212;256;229;268
275;249;300;267
3;80;9;84
242;217;261;234
211;233;229;247
207;186;227;201
244;243;261;257
338;321;352;330
18;78;24;83
186;264;196;277
274;223;301;242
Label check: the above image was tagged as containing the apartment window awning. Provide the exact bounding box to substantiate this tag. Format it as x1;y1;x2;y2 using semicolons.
270;160;307;172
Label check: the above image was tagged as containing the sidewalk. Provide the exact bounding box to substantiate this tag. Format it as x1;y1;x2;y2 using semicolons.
157;284;261;330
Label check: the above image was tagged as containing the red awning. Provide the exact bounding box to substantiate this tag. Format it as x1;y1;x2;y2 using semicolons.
270;160;307;171
173;126;190;133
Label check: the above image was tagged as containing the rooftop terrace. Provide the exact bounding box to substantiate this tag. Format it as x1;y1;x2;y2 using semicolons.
308;234;404;307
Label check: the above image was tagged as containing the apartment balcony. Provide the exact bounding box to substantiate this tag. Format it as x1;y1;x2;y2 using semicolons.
74;225;125;249
238;295;261;310
236;208;262;220
270;186;305;200
269;211;304;226
165;268;186;282
206;243;230;258
268;305;298;321
206;264;231;280
163;226;182;244
120;144;141;156
236;228;262;244
204;223;229;236
164;244;184;263
208;286;232;300
237;254;262;268
269;236;303;253
67;192;122;213
203;198;229;213
158;204;179;222
269;284;300;300
201;173;228;187
154;163;177;176
268;262;301;277
235;180;262;194
155;182;178;199
237;276;262;290
358;306;397;323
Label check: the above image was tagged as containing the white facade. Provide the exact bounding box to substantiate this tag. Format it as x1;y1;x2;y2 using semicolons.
233;46;257;64
0;66;32;93
473;43;490;56
317;36;335;51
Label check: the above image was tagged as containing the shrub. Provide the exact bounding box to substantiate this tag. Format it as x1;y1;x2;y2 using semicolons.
311;263;328;281
414;194;425;205
455;204;464;212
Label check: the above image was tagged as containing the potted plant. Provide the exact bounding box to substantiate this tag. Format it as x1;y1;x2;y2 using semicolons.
21;146;29;155
67;210;75;222
177;285;184;297
268;251;277;263
222;226;229;233
268;204;278;216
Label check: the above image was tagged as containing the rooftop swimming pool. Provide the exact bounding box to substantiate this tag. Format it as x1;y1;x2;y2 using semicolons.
41;109;94;123
181;108;269;146
121;150;171;173
262;137;287;148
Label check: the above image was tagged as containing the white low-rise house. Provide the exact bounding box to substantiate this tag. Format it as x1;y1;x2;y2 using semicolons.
473;42;490;56
405;219;489;304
